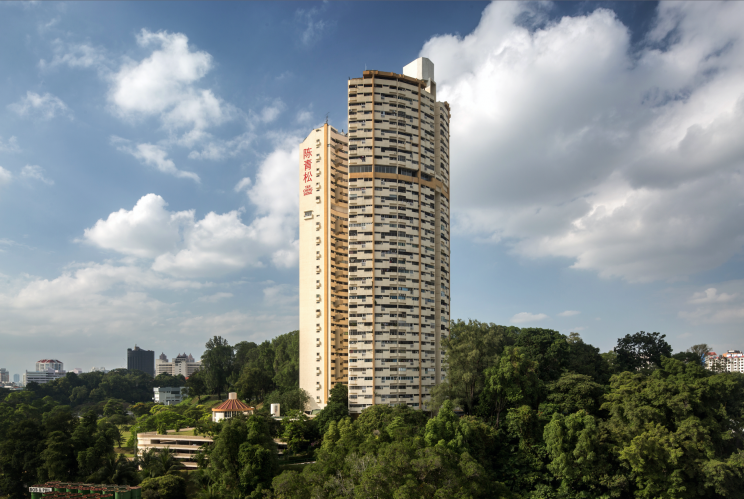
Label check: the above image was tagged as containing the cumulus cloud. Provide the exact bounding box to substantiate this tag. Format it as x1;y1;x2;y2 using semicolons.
108;29;232;132
422;1;744;282
0;136;20;153
510;312;548;324
85;136;300;277
113;138;200;182
558;310;580;317
8;91;70;120
83;193;190;258
21;165;54;185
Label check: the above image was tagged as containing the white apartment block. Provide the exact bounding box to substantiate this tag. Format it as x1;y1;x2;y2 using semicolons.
155;353;202;378
706;350;744;373
153;386;189;405
299;58;451;414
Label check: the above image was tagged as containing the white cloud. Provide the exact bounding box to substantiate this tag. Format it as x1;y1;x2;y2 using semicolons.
688;288;736;305
234;177;252;192
510;312;548;324
113;138;200;182
21;165;54;185
423;1;744;282
296;6;332;46
259;99;285;123
197;292;233;303
108;29;231;132
558;310;580;317
0;167;11;185
296;109;313;124
0;136;20;153
83;193;190;258
8;91;70;120
85;136;301;277
679;281;744;324
39;38;107;71
187;132;255;161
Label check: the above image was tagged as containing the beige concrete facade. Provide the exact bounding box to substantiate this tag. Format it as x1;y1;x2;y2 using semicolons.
299;58;450;414
299;124;349;411
345;58;450;413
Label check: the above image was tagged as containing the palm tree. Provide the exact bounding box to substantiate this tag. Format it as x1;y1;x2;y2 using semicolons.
155;447;185;476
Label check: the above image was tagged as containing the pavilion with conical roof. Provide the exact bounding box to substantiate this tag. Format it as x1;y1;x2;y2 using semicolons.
212;392;255;422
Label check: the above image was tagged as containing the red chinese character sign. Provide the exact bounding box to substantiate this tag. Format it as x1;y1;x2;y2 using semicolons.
302;147;313;196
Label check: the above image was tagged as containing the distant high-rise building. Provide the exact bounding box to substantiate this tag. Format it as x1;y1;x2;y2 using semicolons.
13;373;20;383
24;360;66;386
0;368;8;383
127;345;155;377
155;353;202;378
36;359;63;371
299;57;451;414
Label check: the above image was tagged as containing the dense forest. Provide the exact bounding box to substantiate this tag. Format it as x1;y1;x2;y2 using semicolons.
1;324;742;499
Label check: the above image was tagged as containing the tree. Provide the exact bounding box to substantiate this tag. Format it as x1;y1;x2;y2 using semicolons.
264;388;310;414
541;373;606;417
515;327;570;383
432;319;515;414
203;415;278;498
140;474;187;499
614;331;672;372
483;346;541;427
201;336;235;398
186;369;207;402
281;410;317;455
688;343;711;366
566;332;612;384
602;358;744;498
314;383;349;435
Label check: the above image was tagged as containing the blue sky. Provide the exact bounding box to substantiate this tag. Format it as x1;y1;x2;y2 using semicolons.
1;1;743;376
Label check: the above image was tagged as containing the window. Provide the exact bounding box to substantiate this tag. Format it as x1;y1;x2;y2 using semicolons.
304;210;313;219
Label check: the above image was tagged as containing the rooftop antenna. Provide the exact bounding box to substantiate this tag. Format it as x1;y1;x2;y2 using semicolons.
325;113;329;124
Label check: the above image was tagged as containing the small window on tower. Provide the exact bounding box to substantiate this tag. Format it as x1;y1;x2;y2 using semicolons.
304;211;313;219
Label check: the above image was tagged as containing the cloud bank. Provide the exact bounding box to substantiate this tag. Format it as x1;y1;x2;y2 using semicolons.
423;2;744;283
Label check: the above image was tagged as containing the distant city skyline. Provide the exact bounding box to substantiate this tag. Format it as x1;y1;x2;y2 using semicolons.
1;2;744;376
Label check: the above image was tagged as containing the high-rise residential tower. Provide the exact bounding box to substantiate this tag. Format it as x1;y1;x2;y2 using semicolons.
299;58;450;414
299;123;349;411
127;345;155;377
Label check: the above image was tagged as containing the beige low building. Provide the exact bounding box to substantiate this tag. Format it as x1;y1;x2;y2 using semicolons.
137;430;212;469
299;58;450;414
155;353;202;378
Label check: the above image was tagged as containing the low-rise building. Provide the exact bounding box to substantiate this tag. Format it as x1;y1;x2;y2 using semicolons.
212;392;255;422
153;386;188;405
23;369;66;386
137;430;212;469
155;353;202;377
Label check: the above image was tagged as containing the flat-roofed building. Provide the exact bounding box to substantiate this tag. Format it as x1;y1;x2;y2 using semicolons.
137;430;212;469
127;345;155;377
155;353;202;377
153;386;189;405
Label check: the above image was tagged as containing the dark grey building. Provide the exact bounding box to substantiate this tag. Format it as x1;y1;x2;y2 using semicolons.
127;345;155;377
